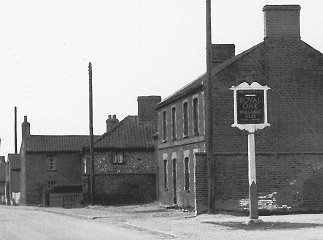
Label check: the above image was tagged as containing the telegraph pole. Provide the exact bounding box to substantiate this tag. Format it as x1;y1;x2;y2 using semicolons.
14;106;17;154
205;0;214;213
88;62;95;206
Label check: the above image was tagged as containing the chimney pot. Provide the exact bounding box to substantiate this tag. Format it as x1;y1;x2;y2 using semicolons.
22;115;30;138
106;115;119;132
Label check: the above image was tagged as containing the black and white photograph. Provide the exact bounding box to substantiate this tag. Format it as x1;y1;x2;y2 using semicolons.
0;0;323;239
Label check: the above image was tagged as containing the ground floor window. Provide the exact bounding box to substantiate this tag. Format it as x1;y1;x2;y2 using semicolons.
163;159;168;189
184;157;190;191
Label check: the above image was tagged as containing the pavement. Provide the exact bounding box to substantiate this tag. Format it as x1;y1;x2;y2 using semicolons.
4;203;323;239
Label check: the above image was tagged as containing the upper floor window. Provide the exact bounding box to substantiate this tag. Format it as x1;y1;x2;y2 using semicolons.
46;180;57;189
162;110;167;142
171;107;176;139
47;155;57;171
183;101;188;137
193;97;199;135
112;152;124;164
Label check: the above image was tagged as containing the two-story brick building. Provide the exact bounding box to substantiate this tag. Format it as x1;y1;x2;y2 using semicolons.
19;116;95;205
157;5;323;213
82;96;161;205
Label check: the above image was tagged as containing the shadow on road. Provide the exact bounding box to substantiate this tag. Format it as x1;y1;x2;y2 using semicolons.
202;221;323;231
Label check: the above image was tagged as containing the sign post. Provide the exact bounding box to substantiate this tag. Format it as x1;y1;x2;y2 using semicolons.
230;82;270;223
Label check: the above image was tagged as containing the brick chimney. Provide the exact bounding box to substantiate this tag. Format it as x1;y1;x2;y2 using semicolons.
137;96;161;122
211;44;235;65
106;115;119;132
22;116;30;138
263;5;301;40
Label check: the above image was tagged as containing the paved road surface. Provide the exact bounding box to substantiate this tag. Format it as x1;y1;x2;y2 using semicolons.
0;207;166;240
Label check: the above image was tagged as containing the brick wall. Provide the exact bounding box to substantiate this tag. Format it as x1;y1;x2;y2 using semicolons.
25;153;82;205
212;38;323;212
94;174;156;205
194;152;208;215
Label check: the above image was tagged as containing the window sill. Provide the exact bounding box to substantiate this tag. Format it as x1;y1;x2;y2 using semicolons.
194;131;199;136
185;189;190;193
164;188;168;191
171;137;176;141
162;139;167;143
46;170;57;172
183;135;188;138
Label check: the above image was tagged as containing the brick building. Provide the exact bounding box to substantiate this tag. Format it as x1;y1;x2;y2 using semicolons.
0;156;6;204
7;154;20;204
19;116;94;205
82;96;161;205
157;5;323;213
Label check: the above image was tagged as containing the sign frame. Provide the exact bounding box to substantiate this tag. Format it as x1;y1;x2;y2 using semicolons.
230;82;270;133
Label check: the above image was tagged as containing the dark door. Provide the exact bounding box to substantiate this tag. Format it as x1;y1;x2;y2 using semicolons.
173;159;177;204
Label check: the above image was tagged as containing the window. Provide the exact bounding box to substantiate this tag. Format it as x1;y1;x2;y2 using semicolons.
193;98;199;135
112;152;124;164
163;159;168;189
46;180;57;189
183;101;188;137
184;157;190;191
83;158;87;174
162;110;167;141
171;107;176;139
47;155;57;171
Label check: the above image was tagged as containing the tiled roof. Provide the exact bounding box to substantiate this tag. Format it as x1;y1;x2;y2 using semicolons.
157;42;264;108
24;135;99;153
8;154;20;170
93;116;156;150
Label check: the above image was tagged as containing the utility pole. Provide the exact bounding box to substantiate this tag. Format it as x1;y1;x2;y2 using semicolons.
14;106;17;154
205;0;214;213
88;62;95;206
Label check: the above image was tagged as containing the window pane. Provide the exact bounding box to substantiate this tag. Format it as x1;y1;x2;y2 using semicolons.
184;157;189;190
163;159;167;189
162;111;167;141
193;98;199;134
171;107;176;139
183;102;188;136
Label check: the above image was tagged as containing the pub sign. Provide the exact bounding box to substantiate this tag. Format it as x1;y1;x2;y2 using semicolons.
230;82;270;132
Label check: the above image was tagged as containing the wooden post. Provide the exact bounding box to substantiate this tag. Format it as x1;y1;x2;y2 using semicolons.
205;0;215;214
248;131;258;219
88;62;95;206
14;106;17;154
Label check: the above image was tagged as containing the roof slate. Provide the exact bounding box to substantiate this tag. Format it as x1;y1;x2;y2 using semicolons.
93;116;156;150
24;135;99;153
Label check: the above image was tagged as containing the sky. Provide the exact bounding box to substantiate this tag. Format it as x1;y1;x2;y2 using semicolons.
0;0;322;157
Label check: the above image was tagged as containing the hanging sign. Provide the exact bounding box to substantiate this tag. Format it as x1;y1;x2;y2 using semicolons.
230;82;270;132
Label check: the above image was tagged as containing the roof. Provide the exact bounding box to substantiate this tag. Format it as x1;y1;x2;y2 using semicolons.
8;154;20;170
157;42;265;108
93;116;156;150
24;135;99;153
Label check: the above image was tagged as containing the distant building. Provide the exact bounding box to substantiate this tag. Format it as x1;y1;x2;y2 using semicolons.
82;96;161;205
157;5;323;213
19;116;96;205
0;156;6;204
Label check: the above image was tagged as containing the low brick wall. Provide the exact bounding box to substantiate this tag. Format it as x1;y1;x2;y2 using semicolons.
92;174;156;205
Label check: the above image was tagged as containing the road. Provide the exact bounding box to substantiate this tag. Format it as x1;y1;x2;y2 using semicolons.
0;207;167;240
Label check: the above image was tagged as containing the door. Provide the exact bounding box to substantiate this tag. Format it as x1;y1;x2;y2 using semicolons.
173;159;177;204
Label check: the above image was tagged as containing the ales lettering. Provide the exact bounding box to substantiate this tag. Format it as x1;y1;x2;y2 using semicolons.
237;90;264;124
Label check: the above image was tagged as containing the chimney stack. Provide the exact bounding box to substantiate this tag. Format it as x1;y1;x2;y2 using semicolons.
211;44;235;65
137;96;161;122
0;156;4;164
106;115;119;132
263;5;301;40
22;116;30;138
